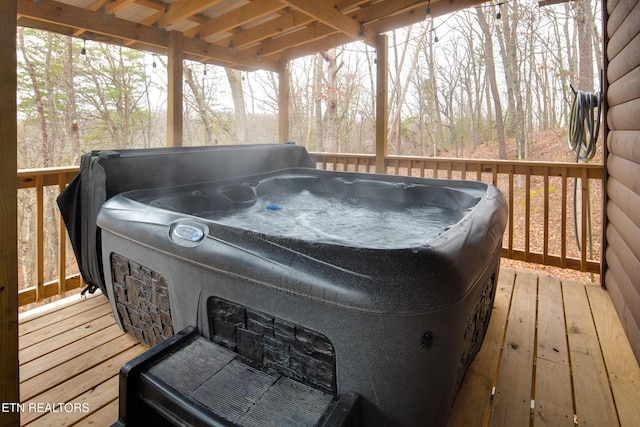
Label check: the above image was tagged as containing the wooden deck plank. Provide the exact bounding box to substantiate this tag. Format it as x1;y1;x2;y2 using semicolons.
18;291;100;323
534;358;574;426
586;285;640;427
563;279;619;426
447;268;516;427
24;376;120;427
19;294;107;336
19;303;113;350
20;333;141;401
19;313;116;365
533;274;574;426
488;270;538;426
20;324;124;381
20;345;146;425
78;398;119;427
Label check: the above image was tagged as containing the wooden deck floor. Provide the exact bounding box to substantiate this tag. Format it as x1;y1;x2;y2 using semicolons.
18;267;640;426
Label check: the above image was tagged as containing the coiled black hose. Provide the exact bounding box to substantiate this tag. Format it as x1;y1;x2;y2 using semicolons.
568;85;601;261
568;86;601;162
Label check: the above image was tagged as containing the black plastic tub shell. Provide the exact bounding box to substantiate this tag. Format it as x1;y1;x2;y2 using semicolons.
98;167;507;427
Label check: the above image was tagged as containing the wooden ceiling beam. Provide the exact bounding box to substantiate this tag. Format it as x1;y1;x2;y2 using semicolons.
141;0;223;29
18;0;168;47
103;0;136;15
279;0;377;47
261;23;337;58
184;0;283;40
369;0;491;34
17;0;275;71
216;9;314;51
279;32;355;61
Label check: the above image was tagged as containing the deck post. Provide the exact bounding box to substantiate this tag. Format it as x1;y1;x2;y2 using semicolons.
375;34;388;173
0;0;19;425
279;60;290;144
167;31;183;147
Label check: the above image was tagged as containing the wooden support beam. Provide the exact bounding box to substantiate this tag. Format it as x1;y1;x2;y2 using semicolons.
145;0;224;30
0;0;19;425
279;61;290;144
167;31;184;147
375;34;388;174
184;0;283;40
280;0;377;47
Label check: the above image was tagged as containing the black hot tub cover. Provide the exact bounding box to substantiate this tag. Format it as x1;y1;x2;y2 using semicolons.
57;145;315;295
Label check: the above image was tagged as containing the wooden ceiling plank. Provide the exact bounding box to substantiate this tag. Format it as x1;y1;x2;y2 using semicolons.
104;0;136;15
369;0;491;34
157;0;224;29
88;0;110;12
279;0;376;46
333;0;375;14
184;0;283;40
138;0;223;29
217;9;314;51
261;23;337;58
354;0;428;24
280;32;355;61
18;0;168;48
182;36;279;71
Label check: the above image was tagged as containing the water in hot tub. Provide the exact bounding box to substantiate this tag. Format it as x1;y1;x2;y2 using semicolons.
203;190;467;249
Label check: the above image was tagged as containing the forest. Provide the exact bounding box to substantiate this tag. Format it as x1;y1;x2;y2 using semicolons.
16;0;603;295
16;0;602;169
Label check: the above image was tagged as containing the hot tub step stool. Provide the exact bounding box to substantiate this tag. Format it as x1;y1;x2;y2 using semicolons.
112;326;362;427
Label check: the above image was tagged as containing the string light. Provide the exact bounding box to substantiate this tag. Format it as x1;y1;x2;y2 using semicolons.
80;39;86;56
152;54;157;68
256;48;263;62
425;0;433;26
495;3;503;29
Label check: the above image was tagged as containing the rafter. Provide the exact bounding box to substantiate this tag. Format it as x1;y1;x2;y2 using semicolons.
184;0;283;40
261;23;337;59
17;0;494;72
279;0;377;47
216;9;314;51
16;0;277;71
141;0;223;29
103;0;136;15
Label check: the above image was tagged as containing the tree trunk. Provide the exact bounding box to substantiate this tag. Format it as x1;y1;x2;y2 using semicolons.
225;68;248;143
313;54;324;151
184;66;215;145
320;49;341;152
477;10;507;159
18;28;50;167
498;2;526;159
576;0;595;92
63;37;81;164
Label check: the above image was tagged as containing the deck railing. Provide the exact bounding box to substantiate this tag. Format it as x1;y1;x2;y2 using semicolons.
16;155;603;306
311;153;604;274
17;166;82;307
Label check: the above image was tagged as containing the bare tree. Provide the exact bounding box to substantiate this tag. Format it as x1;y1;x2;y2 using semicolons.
477;8;507;159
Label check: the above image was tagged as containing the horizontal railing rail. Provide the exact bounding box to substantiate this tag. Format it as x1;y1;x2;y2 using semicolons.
17;155;603;305
311;153;604;274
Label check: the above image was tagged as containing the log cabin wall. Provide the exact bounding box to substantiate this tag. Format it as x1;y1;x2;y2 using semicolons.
604;0;640;362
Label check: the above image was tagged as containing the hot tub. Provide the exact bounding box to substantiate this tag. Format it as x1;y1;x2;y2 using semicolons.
97;166;507;426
